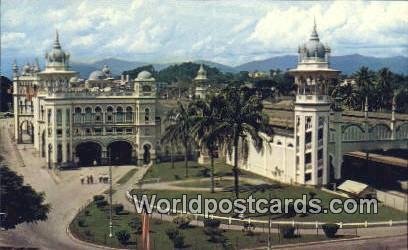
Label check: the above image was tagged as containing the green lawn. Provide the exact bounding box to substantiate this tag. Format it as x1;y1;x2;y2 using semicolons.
144;160;263;182
174;178;248;188
131;186;406;224
117;168;138;184
70;201;338;249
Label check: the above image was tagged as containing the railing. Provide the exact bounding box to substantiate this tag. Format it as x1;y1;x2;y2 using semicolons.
125;191;407;229
305;163;312;170
305;143;312;150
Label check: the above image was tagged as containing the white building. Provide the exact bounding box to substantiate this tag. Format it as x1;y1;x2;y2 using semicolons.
12;32;158;168
229;22;339;186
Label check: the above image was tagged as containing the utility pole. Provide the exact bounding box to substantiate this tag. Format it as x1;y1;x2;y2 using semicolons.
109;147;113;238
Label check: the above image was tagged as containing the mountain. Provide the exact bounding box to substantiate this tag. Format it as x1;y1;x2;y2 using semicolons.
193;60;237;73
234;54;408;75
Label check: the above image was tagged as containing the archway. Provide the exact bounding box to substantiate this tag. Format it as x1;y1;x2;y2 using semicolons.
75;142;102;166
19;120;34;144
108;141;133;165
143;144;151;164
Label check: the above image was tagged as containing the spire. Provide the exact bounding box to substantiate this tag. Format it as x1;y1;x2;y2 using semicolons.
391;95;396;122
364;96;369;120
310;17;319;41
53;29;61;49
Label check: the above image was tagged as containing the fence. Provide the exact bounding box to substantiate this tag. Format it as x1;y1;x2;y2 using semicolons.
125;191;407;231
376;190;408;212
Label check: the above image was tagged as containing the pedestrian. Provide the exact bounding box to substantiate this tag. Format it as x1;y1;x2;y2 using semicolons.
86;176;90;184
80;176;84;184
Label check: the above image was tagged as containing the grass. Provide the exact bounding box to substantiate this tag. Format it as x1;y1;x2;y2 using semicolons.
130;186;407;224
143;160;262;182
174;178;248;188
70;201;339;249
117;168;138;184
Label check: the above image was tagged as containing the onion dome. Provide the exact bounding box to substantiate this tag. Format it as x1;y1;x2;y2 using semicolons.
137;70;153;80
45;30;70;69
299;20;329;61
194;64;208;81
88;70;105;80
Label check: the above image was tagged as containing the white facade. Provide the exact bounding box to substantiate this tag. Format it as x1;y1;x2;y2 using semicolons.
13;32;158;168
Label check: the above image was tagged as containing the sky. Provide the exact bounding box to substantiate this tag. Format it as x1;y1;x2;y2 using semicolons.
1;0;408;70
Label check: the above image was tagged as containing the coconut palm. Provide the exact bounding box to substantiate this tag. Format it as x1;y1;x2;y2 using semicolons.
162;109;178;169
161;102;196;177
353;67;375;110
216;86;269;198
191;95;226;193
376;68;393;111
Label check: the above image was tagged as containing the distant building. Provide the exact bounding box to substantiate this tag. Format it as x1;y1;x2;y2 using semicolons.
248;71;270;79
12;31;158;167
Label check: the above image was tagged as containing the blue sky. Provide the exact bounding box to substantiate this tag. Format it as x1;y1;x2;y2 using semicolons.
1;0;407;71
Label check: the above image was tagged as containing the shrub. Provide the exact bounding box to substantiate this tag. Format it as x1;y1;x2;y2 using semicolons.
172;214;192;229
197;168;211;177
114;204;124;215
322;223;339;238
78;219;87;227
93;195;105;202
203;218;221;228
204;227;226;243
166;228;184;248
115;230;130;244
242;222;256;236
279;225;295;238
84;210;90;216
95;200;108;208
129;217;142;234
84;229;93;237
166;228;180;240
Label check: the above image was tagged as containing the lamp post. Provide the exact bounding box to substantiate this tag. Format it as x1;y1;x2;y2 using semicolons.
108;147;113;238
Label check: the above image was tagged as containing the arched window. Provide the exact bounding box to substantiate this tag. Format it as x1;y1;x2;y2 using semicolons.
95;106;102;122
116;106;124;122
126;106;133;122
144;108;150;123
75;107;82;113
85;107;92;122
106;106;113;113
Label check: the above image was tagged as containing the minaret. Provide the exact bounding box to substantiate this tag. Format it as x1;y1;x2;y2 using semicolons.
289;21;340;186
193;64;209;99
391;95;397;139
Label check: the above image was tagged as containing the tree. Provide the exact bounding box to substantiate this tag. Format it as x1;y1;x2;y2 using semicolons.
161;102;196;177
162;109;178;169
0;165;50;229
192;95;226;193
376;68;393;111
217;86;268;198
353;67;375;110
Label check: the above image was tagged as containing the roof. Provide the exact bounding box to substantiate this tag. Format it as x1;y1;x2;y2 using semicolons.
338;180;369;195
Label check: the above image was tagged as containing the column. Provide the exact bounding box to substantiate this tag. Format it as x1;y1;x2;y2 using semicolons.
62;107;67;162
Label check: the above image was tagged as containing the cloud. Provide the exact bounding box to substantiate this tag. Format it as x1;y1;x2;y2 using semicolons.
1;0;407;67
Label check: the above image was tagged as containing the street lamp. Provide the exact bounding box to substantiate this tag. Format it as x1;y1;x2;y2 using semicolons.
108;147;113;238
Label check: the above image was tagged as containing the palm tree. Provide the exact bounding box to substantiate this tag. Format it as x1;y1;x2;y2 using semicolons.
191;96;226;193
353;67;375;110
161;102;196;177
216;86;268;198
162;109;178;169
376;68;393;111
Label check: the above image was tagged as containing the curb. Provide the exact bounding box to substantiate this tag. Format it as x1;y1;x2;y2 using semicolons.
256;233;408;249
66;223;126;250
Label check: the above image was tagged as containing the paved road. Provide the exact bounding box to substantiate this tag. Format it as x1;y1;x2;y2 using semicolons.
272;234;408;250
0;119;137;249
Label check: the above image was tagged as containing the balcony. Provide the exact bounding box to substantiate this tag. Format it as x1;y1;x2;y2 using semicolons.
296;95;329;104
305;143;312;150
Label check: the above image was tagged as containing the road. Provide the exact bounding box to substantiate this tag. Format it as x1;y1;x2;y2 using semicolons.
0;118;137;249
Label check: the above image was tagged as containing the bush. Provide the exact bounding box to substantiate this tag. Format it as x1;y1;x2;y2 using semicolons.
129;217;142;234
197;168;211;177
172;214;192;229
204;227;226;243
322;223;339;238
115;230;130;245
114;204;124;215
93;195;105;202
84;229;93;237
203;218;221;228
242;222;256;236
166;228;180;240
279;225;295;238
95;200;108;208
84;210;90;216
166;228;184;248
78;219;87;227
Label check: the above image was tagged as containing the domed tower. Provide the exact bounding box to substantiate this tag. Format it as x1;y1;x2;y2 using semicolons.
193;64;209;99
134;70;157;164
289;20;340;186
45;30;70;71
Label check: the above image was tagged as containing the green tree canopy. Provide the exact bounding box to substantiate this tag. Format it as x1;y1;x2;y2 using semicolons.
0;165;50;229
